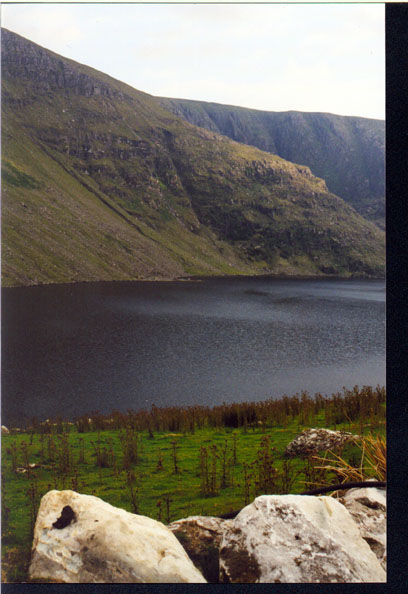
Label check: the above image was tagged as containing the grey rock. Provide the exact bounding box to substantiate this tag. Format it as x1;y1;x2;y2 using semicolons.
169;515;233;582
219;494;386;583
340;486;386;570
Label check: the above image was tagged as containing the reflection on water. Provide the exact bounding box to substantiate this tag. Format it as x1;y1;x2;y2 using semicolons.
2;277;385;425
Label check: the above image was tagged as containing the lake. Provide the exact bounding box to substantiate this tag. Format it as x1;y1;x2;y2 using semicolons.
1;277;385;426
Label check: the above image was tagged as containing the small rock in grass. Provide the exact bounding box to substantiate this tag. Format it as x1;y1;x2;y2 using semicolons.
285;428;359;458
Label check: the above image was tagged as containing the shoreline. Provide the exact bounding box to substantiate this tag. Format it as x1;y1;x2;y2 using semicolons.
2;271;386;290
2;385;386;431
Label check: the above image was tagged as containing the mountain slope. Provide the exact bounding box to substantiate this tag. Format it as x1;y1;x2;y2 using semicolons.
158;98;385;228
1;29;384;286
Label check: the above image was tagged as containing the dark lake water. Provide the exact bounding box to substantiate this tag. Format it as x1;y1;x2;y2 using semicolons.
1;277;385;426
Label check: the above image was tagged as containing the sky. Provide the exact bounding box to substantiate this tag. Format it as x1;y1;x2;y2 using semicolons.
1;2;385;120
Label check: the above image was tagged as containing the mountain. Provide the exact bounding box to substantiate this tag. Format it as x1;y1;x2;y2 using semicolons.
1;29;384;287
158;98;385;228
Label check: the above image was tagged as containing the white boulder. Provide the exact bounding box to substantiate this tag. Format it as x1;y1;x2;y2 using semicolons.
340;487;386;570
219;494;386;583
29;490;206;583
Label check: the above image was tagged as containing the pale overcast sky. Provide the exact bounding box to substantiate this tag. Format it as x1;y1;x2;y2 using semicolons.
1;2;385;119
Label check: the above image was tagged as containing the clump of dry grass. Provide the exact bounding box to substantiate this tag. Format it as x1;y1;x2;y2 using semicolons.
312;433;386;485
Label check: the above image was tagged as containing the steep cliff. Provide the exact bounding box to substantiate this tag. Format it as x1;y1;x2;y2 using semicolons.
2;29;385;286
158;98;385;228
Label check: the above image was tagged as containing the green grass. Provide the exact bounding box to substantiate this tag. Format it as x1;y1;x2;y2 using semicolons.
1;160;42;190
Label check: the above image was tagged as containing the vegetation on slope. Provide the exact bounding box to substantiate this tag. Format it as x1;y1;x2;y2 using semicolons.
1;385;385;582
2;29;384;286
158;97;385;228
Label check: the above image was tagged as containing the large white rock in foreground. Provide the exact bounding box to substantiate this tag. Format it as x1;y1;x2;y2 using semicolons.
29;490;206;583
219;494;386;583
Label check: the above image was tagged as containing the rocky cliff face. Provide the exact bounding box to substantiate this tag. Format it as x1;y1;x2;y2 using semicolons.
2;29;385;286
2;31;124;100
158;98;385;228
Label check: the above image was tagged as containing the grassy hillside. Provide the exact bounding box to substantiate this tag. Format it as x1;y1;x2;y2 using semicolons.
2;122;254;286
2;29;385;286
158;98;385;228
